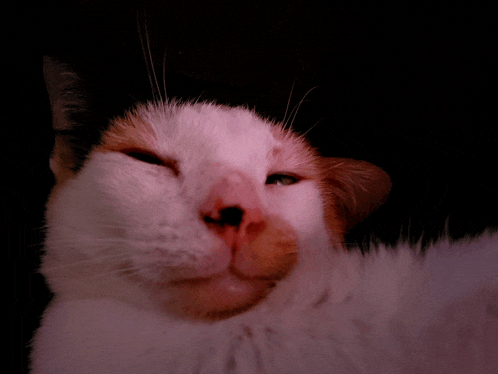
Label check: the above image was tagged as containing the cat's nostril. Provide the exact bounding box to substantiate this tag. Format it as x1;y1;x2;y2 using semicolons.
220;207;244;227
204;206;244;227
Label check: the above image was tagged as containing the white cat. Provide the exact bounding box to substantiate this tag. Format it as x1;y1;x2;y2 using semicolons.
31;58;498;373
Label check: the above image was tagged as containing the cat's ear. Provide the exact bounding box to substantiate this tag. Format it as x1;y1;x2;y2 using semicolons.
43;56;82;184
43;56;83;131
320;157;391;238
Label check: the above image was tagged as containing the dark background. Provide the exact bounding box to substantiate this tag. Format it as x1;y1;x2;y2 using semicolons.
4;1;496;372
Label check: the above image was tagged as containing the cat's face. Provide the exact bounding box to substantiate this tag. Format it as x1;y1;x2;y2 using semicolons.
42;59;391;320
45;102;331;318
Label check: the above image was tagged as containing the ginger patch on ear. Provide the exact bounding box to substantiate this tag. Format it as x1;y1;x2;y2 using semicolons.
319;157;391;241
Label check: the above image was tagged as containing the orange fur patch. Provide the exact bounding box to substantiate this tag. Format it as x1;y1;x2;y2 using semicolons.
97;111;158;154
166;215;299;320
269;126;321;180
235;215;298;279
270;125;349;246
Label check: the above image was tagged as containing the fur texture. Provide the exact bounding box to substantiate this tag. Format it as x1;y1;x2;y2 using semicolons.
30;59;498;373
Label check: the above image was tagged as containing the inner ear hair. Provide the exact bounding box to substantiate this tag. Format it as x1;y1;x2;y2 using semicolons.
320;157;391;233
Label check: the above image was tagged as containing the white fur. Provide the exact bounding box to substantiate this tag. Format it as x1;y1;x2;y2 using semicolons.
32;103;498;373
32;236;498;373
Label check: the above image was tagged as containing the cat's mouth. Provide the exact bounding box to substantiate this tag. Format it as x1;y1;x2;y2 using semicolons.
166;216;299;319
169;267;280;286
168;268;277;320
124;214;299;319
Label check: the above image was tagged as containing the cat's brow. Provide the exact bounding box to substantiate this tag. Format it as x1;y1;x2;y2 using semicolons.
270;147;283;158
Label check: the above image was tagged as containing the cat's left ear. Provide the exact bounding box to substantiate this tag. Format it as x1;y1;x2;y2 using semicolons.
319;157;391;237
43;56;82;184
43;56;82;132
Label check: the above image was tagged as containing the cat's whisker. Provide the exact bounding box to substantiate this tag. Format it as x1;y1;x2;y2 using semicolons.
282;81;295;127
47;237;123;244
162;48;168;102
32;225;49;231
137;13;154;101
26;243;47;249
300;119;322;138
137;11;162;103
43;245;130;259
42;257;126;273
144;19;163;103
283;86;317;131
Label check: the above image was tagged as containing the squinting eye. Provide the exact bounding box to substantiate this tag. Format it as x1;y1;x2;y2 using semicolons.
265;174;299;186
125;151;163;166
123;150;180;176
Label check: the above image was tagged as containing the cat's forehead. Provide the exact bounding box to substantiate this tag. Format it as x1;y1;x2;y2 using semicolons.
99;102;315;173
151;102;279;156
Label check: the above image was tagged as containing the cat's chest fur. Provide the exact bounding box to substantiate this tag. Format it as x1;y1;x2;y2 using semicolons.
33;233;498;374
30;59;498;373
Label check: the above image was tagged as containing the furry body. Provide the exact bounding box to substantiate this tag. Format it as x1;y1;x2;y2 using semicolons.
31;59;498;373
32;235;498;373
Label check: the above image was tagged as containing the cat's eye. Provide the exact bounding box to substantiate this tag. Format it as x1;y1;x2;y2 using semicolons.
123;150;179;176
265;174;300;186
125;151;164;166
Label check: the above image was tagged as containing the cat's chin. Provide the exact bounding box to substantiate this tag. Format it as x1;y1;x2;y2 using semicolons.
167;269;276;320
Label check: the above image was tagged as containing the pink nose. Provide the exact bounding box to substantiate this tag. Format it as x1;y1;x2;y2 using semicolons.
199;173;265;248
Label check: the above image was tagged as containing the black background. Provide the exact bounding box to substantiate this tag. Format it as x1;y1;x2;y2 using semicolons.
4;1;496;372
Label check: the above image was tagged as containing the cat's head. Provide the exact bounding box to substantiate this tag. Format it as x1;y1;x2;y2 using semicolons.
42;57;391;320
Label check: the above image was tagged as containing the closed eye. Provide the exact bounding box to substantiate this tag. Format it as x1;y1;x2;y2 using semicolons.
125;151;163;165
265;173;300;186
123;150;180;176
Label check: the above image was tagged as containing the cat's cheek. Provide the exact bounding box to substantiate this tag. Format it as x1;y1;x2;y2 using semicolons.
88;154;190;226
232;215;298;279
129;237;233;283
267;181;329;246
45;174;112;258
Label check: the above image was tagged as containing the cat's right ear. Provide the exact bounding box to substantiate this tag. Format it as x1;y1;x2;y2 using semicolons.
319;157;391;240
43;56;81;184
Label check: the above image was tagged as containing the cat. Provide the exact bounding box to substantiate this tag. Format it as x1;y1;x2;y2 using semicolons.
30;57;498;373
